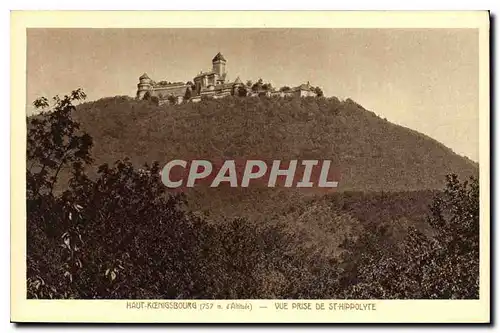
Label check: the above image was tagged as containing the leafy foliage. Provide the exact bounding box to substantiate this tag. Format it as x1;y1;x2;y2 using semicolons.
314;86;324;97
184;87;193;101
339;174;479;299
251;78;273;92
167;95;177;104
27;89;93;198
27;90;479;299
237;85;248;97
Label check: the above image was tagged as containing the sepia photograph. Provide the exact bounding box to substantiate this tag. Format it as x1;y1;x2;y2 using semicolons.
10;11;490;323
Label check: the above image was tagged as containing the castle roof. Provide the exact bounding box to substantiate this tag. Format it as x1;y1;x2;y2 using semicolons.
212;52;226;62
139;73;150;80
234;76;242;84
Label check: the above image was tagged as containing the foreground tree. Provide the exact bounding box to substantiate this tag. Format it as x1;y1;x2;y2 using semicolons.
27;88;93;199
340;174;479;299
27;89;93;298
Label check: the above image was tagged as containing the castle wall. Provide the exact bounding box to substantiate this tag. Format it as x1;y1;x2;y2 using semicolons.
137;90;148;99
299;90;317;97
152;85;188;99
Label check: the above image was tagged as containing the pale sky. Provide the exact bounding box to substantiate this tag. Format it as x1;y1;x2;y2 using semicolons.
26;28;479;161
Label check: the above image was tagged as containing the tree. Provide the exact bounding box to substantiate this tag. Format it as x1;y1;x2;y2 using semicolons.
237;86;248;97
314;86;324;97
27;88;93;199
186;81;196;92
251;78;264;92
167;95;177;105
340;174;479;299
262;83;273;91
184;87;192;101
428;174;479;250
246;80;253;88
27;89;93;298
150;96;160;105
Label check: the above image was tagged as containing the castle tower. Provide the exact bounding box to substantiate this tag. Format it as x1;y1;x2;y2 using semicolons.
137;73;153;99
212;52;226;77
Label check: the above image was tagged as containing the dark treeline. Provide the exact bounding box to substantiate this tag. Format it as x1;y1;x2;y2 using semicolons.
27;90;479;299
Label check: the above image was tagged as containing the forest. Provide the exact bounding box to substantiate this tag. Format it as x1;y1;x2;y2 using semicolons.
26;89;479;299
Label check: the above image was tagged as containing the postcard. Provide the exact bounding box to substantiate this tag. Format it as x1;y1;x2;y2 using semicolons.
11;10;490;323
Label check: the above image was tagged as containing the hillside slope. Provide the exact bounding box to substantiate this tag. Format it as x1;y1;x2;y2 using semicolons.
27;93;480;299
73;95;478;192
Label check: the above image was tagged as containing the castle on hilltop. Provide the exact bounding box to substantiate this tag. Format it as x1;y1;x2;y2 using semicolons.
136;52;320;105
